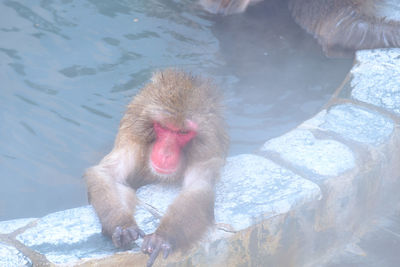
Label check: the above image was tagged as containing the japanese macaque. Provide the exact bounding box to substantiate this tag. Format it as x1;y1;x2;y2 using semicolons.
200;0;400;57
85;69;229;266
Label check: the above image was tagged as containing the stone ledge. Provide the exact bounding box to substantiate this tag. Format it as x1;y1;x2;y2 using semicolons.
0;242;31;266
0;154;321;266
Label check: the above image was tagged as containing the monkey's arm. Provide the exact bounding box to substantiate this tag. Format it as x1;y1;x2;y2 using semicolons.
85;144;144;248
289;0;400;57
141;158;222;266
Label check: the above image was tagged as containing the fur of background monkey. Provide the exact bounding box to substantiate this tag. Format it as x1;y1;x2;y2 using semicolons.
200;0;400;57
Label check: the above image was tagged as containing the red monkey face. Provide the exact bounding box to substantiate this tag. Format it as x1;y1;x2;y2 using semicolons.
150;121;197;175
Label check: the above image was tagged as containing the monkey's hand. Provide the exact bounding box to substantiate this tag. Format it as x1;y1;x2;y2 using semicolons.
141;233;172;267
111;226;145;249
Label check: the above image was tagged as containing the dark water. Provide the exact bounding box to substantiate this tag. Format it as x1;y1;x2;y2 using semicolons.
0;0;352;220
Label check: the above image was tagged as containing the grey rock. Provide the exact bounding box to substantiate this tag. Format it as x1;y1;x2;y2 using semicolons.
137;154;321;231
261;129;355;177
12;154;321;264
215;154;321;230
0;242;31;266
14;204;158;264
303;104;394;145
16;206;116;264
0;218;36;234
351;49;400;115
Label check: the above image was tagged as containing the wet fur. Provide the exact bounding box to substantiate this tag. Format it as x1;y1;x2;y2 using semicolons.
85;69;229;251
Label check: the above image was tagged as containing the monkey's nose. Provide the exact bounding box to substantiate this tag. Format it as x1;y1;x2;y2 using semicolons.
151;137;181;174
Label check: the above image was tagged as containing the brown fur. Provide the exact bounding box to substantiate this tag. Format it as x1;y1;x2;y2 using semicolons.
85;69;229;256
200;0;400;57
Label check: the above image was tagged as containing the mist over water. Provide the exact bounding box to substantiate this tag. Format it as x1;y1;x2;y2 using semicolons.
0;0;352;220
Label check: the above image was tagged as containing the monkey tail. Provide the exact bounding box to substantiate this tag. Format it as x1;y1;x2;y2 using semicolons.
289;0;400;57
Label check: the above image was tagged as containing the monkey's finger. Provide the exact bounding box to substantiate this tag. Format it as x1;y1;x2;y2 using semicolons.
111;226;123;248
162;246;171;259
121;229;132;248
161;243;171;259
126;227;141;241
147;245;161;267
141;236;150;254
126;228;137;240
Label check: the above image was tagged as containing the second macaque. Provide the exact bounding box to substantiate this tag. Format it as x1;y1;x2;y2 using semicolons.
200;0;400;57
85;69;229;266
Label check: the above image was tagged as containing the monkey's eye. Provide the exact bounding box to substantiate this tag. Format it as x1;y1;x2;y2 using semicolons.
159;124;168;130
154;122;169;131
178;129;190;135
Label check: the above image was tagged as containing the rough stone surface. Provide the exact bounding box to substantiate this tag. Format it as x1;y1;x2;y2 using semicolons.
11;154;321;265
0;242;31;266
261;129;355;177
12;205;157;265
135;185;180;234
351;49;400;115
16;206;116;264
0;218;36;234
215;154;321;230
138;154;322;231
303;104;394;145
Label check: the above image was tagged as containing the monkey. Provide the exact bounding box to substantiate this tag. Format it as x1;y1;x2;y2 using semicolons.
85;69;229;267
200;0;400;57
